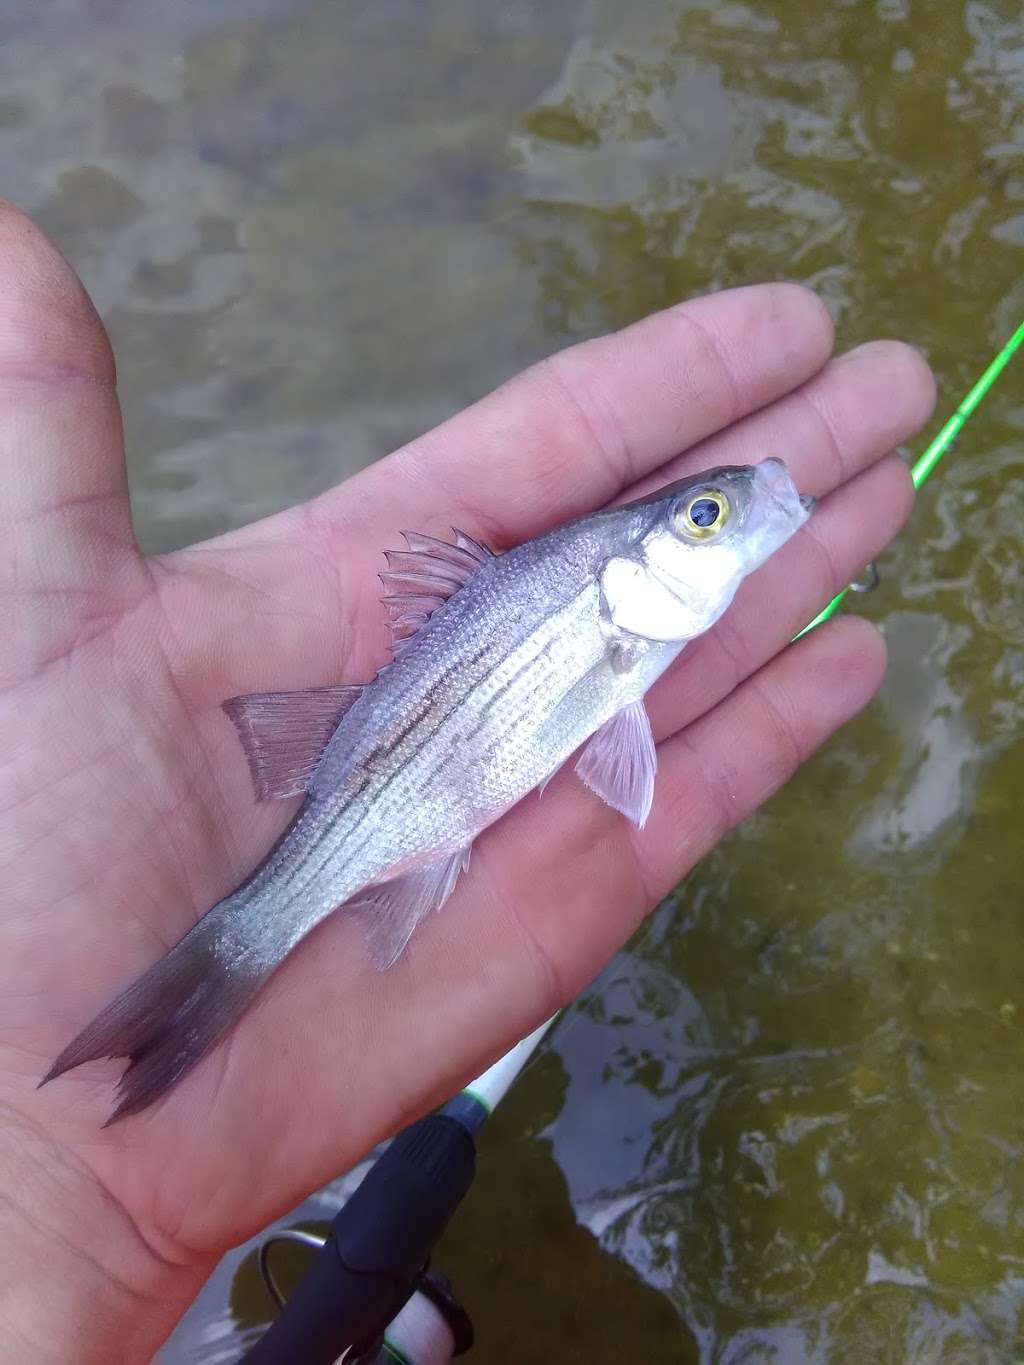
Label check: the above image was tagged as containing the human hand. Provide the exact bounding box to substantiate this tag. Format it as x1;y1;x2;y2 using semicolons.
0;200;934;1361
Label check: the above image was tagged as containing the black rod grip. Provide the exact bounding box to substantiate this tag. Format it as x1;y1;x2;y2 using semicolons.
242;1114;476;1364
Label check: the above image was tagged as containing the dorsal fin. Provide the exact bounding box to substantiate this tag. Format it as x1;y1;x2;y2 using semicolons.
380;527;494;657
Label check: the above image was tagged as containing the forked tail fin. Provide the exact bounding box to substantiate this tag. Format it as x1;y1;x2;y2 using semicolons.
41;898;267;1125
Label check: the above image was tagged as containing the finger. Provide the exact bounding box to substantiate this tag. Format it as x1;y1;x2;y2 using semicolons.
641;617;886;900
310;282;836;546
175;284;832;604
0;202;127;531
160;283;831;696
0;202;139;676
617;337;935;504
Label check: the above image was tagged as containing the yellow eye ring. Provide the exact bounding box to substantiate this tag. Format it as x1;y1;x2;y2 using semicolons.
677;489;730;540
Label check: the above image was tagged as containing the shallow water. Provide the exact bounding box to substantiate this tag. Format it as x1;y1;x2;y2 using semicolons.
5;0;1023;1359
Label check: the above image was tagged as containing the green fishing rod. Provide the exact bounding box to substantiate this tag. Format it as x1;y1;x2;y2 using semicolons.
796;319;1024;639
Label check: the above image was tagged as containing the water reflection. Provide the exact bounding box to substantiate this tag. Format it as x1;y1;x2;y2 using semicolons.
849;613;981;861
2;1;580;551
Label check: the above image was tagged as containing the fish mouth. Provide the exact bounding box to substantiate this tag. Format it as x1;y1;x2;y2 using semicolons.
800;493;816;513
755;458;812;521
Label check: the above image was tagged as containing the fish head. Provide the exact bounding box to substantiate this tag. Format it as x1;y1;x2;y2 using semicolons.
602;459;813;642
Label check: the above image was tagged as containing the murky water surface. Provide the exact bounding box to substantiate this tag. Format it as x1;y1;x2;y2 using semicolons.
4;1;1023;1359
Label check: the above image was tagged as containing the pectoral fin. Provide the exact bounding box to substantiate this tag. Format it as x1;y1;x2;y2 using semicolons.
347;846;472;969
575;700;657;828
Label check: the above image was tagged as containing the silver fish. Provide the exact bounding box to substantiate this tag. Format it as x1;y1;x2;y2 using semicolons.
44;459;812;1120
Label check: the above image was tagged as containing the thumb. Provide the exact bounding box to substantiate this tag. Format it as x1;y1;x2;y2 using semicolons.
0;200;142;682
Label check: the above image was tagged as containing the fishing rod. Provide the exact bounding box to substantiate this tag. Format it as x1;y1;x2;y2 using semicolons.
241;321;1022;1364
795;319;1024;639
243;1025;552;1363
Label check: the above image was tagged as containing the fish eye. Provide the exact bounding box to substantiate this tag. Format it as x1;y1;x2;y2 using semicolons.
674;489;730;540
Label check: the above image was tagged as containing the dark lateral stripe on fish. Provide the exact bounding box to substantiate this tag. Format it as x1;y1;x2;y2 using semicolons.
457;628;568;753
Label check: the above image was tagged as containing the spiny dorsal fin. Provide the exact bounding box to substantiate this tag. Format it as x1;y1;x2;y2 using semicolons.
380;526;494;658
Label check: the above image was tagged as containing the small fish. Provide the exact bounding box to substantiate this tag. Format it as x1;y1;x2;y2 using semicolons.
44;459;812;1121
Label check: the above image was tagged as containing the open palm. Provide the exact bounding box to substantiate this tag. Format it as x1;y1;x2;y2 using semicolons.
0;202;935;1360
